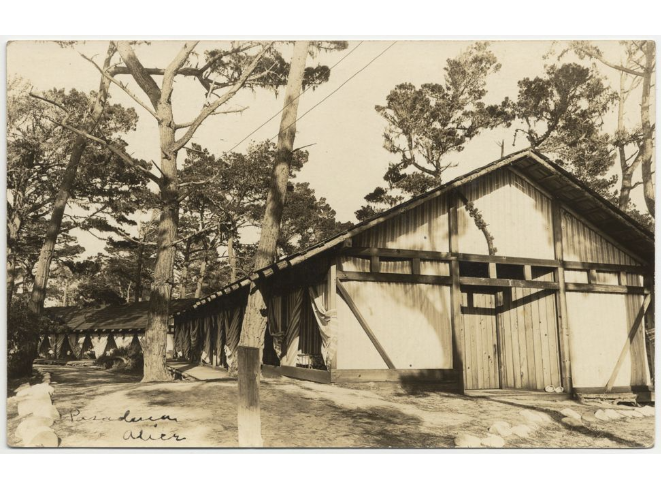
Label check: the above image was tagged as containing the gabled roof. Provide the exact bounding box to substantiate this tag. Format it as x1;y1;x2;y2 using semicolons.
47;299;196;332
180;148;654;316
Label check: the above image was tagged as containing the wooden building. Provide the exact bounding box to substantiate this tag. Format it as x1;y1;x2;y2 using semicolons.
173;150;654;396
42;299;194;361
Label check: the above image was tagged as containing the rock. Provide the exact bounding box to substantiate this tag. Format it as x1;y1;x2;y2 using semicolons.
629;409;645;418
554;386;565;393
520;410;545;424
16;383;31;393
604;409;623;420
17;399;45;417
560;408;582;420
582;412;599;423
24;428;59;448
510;424;533;438
481;434;505;448
561;417;583;428
617;410;634;418
595;409;611;421
545;385;555;392
489;421;513;437
32;404;61;420
16;416;55;441
31;383;54;396
454;433;483;448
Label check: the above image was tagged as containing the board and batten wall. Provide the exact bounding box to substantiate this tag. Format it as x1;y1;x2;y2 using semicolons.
336;281;453;370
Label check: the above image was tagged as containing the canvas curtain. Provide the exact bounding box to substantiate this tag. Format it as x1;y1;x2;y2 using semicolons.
114;334;132;350
214;313;225;367
48;334;58;357
182;321;191;360
68;334;81;359
129;333;142;355
174;319;184;357
92;334;108;358
104;334;118;356
225;307;242;370
308;283;337;370
190;318;200;360
268;295;283;358
281;290;304;367
55;334;67;359
201;316;213;364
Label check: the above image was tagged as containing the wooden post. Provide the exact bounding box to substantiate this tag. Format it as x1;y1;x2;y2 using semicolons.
495;290;505;389
237;346;262;447
411;258;421;275
552;202;572;393
488;262;497;279
370;255;380;273
448;192;465;392
523;265;532;281
326;260;338;370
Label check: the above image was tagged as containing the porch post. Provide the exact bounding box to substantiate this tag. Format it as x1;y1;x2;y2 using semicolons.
448;191;465;392
552;201;572;394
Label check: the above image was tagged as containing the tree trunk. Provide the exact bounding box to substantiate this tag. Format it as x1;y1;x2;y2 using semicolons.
617;70;639;210
134;240;144;303
6;212;21;307
228;233;237;282
237;40;309;447
28;44;114;316
178;239;191;299
142;102;179;382
194;241;208;299
640;41;655;218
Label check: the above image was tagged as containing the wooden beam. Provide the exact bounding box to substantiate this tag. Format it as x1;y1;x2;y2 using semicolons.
563;260;648;274
605;294;652;392
337;271;452;286
495;291;505;388
449;258;464;391
411;258;421;275
456;253;559;268
342;247;452;261
523;265;532;281
587;269;598;284
370;255;380;273
488;262;497;279
326;260;338;370
565;283;646;295
459;276;559;290
552;201;572;394
336;281;395;369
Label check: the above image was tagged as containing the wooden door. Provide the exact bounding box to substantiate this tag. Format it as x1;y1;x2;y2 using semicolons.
462;289;500;389
498;288;561;390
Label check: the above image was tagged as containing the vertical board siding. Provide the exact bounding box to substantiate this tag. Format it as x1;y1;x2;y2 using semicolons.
340;256;370;272
497;288;561;390
562;211;638;265
457;169;555;259
354;194;450;251
566;292;651;388
462;291;500;389
299;291;323;356
336;282;453;370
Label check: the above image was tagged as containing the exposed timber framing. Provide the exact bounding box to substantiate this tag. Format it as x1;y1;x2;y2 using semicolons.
448;191;465;391
326;260;338;370
337;271;452;285
330;368;461;385
605;293;652;393
336;280;395;369
552;201;573;394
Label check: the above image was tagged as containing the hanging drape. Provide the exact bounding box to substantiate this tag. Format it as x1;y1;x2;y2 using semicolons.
104;333;118;356
38;335;50;357
308;283;337;370
201;316;213;364
268;295;283;358
114;334;132;350
174;319;184;358
68;334;81;359
55;334;67;359
225;306;242;370
213;312;225;367
281;290;304;367
48;334;57;357
92;334;108;358
182;321;191;360
190;318;200;359
129;333;142;354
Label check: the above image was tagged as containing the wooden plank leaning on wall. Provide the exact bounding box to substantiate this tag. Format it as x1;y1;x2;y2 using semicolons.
552;200;573;394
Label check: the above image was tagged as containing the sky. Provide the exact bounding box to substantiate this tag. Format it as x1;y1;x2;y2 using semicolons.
6;40;653;257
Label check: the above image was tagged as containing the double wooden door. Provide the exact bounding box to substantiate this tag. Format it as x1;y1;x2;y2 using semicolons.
462;287;562;391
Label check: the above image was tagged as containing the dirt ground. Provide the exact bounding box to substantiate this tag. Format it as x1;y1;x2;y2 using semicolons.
6;365;655;449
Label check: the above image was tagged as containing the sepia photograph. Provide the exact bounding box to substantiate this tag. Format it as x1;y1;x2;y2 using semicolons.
4;37;656;449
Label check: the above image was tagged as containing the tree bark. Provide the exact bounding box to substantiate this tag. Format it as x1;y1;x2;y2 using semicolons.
237;40;309;447
227;233;237;282
7;212;22;307
640;41;655;218
178;239;191;299
194;240;208;299
134;240;144;303
142;104;179;382
617;70;640;210
28;44;115;316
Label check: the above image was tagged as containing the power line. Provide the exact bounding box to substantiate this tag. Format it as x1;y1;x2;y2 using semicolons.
269;41;398;143
225;41;365;153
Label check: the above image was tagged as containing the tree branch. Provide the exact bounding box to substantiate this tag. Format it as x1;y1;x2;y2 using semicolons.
161;41;199;101
79;51;161;121
114;41;162;108
171;42;274;153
